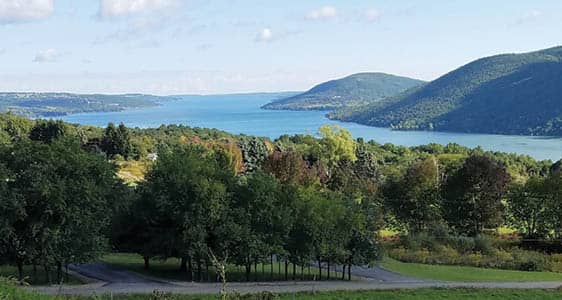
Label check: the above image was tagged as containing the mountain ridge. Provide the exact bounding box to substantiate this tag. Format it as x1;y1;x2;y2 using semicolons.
329;46;562;136
262;72;424;111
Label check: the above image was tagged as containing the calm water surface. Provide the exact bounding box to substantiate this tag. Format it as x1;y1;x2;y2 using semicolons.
61;94;562;161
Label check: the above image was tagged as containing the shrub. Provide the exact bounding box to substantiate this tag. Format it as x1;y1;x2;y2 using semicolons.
451;236;475;254
474;234;494;255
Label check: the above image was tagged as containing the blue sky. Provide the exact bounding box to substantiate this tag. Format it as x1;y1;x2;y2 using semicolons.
0;0;561;95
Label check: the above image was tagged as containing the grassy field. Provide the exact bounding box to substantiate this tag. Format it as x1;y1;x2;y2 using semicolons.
4;281;562;300
101;253;351;282
118;289;562;300
382;258;562;282
0;265;81;285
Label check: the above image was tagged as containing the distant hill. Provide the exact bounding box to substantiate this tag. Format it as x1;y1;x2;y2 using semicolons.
329;46;562;136
262;73;424;111
0;93;172;118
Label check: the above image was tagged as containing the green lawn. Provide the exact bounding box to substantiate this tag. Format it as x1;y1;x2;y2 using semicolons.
101;253;351;282
114;289;562;300
382;258;562;282
0;265;82;286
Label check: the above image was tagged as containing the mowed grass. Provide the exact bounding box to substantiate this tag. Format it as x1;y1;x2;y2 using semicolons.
0;265;82;285
113;289;562;300
382;258;562;282
101;253;351;282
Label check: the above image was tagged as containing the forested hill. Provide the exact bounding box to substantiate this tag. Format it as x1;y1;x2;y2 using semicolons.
0;92;172;118
329;46;562;136
262;73;424;111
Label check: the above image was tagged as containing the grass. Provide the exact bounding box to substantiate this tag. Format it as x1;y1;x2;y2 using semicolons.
5;281;562;300
0;265;82;286
381;258;562;282
116;160;150;184
113;289;562;300
101;253;351;282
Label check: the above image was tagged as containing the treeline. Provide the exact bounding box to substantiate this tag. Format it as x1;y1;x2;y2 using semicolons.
0;113;560;283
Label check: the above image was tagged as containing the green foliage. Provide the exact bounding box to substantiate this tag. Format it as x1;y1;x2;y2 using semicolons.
316;125;357;166
442;155;511;235
263;73;424;111
29;120;68;143
330;46;562;136
0;138;118;282
101;123;133;159
386;156;442;232
238;137;269;173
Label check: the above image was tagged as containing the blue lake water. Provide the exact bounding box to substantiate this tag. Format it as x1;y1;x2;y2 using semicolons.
61;94;562;161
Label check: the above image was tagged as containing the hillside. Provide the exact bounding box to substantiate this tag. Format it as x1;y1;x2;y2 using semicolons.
262;73;424;111
329;46;562;136
0;93;171;118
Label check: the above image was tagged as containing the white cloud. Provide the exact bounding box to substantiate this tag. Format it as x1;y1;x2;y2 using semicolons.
364;8;381;22
306;6;337;20
99;0;179;18
512;10;541;26
0;0;54;24
255;28;273;43
33;48;61;63
0;48;6;55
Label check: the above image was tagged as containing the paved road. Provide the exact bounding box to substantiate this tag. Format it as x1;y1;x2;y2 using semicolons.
30;263;562;296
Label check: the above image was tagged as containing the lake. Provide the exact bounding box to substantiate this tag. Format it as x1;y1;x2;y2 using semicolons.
61;93;562;161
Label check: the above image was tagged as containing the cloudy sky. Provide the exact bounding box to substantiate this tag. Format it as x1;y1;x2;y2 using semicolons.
0;0;561;95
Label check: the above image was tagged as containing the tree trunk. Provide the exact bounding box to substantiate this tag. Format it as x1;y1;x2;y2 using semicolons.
317;259;322;280
341;264;346;280
292;262;296;280
254;259;258;281
301;264;304;280
56;262;62;284
16;261;23;281
197;259;202;282
245;256;251;282
187;257;193;281
348;263;352;281
284;259;288;281
143;256;150;270
270;254;274;281
44;265;51;284
327;260;330;280
179;257;187;272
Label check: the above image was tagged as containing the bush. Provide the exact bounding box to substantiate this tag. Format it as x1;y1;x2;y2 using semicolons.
451;236;475;254
474;234;494;255
511;249;550;272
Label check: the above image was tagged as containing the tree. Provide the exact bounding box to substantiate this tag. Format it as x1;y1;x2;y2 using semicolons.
316;125;356;167
387;156;442;232
263;151;317;185
137;145;234;281
0;139;116;281
29;120;67;143
442;155;511;235
231;171;294;281
101;123;133;159
508;176;550;238
238;137;269;173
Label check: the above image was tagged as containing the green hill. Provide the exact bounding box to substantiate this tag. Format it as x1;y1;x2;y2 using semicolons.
262;73;424;111
329;46;562;136
0;93;171;118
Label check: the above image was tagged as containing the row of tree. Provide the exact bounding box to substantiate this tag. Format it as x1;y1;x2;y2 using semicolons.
112;129;381;282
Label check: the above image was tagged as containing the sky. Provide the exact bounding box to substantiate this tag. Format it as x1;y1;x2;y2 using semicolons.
0;0;561;95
